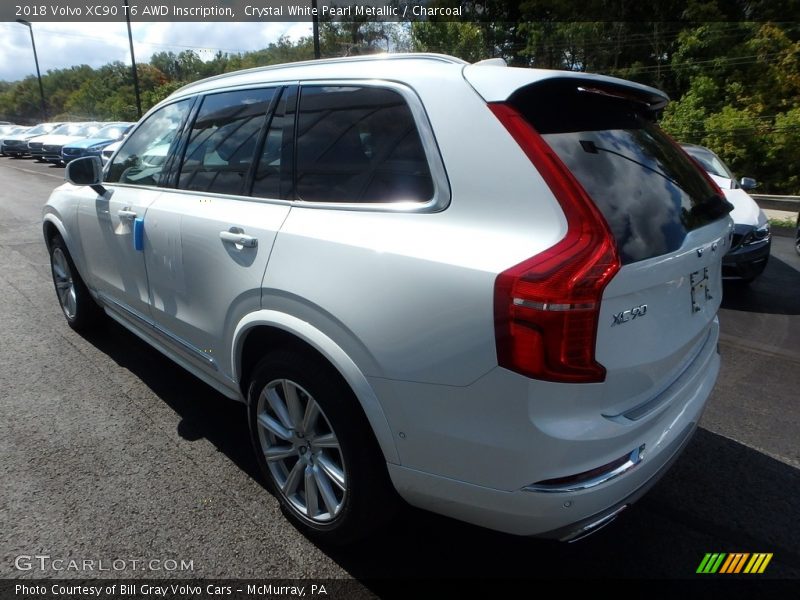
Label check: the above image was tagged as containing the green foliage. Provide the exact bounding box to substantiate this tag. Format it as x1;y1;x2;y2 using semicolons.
0;7;798;192
410;22;486;62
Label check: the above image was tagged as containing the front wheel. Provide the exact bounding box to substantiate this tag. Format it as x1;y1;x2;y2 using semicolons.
247;350;397;544
49;236;102;331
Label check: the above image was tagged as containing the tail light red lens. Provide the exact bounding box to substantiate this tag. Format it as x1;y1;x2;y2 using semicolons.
489;103;621;383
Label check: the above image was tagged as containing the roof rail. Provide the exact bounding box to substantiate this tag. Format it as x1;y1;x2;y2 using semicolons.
473;58;507;67
174;53;467;96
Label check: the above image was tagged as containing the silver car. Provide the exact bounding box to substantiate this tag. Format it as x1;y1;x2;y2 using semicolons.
43;54;733;544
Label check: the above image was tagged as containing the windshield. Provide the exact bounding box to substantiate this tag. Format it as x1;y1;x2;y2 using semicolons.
680;145;736;180
52;122;100;137
93;124;128;139
26;123;57;136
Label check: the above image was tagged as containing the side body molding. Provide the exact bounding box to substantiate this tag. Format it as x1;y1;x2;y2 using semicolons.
231;310;400;464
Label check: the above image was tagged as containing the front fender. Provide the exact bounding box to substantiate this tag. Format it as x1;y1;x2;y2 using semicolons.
231;310;400;465
42;185;87;275
42;210;85;276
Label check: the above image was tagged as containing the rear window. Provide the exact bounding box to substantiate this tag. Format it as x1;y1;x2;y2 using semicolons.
509;81;731;264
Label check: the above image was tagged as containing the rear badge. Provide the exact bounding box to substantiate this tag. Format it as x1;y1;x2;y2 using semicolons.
612;304;647;326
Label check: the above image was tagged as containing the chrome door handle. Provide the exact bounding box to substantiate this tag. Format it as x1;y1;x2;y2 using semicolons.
219;230;258;248
118;209;138;220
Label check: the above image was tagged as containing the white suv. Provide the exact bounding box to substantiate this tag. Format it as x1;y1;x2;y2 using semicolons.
43;54;733;544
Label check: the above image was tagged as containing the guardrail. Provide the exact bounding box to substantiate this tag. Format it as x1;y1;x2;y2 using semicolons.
751;194;800;213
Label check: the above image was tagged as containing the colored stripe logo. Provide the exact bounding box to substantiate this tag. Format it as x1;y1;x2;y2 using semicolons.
696;553;773;574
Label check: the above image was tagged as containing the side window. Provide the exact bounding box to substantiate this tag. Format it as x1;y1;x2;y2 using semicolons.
295;86;434;203
178;88;276;195
106;99;192;186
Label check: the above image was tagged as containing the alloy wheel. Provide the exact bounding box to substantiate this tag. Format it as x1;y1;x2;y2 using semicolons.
255;378;347;522
51;247;77;320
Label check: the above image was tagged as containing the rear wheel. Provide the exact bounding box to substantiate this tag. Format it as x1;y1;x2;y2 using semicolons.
49;236;102;331
247;349;397;544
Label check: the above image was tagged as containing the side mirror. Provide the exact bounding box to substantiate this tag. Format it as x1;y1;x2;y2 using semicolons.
65;156;106;195
740;177;758;191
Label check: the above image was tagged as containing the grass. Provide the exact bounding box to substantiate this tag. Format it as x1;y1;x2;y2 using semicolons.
768;216;797;229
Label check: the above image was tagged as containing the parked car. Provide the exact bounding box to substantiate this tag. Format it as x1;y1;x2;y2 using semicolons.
44;54;733;544
796;213;800;255
680;144;770;282
0;123;19;136
2;122;61;157
0;125;28;155
29;122;102;163
61;122;134;164
99;140;121;165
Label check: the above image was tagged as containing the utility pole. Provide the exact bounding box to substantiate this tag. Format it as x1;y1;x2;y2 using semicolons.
15;19;47;121
312;0;320;59
124;0;143;119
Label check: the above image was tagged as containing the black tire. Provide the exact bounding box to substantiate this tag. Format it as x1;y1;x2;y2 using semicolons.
795;215;799;256
247;349;398;545
48;235;102;331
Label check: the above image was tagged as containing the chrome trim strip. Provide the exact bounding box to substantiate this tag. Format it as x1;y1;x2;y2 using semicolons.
607;326;713;422
151;322;218;371
562;504;629;543
97;292;218;371
523;445;645;494
97;292;151;326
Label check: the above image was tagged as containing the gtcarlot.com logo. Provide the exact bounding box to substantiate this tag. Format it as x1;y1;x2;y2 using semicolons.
14;555;194;572
696;552;773;574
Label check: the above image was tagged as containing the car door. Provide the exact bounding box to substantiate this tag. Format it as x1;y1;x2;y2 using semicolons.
143;86;292;384
77;99;194;324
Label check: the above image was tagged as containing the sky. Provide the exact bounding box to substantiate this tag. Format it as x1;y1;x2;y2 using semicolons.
0;21;313;82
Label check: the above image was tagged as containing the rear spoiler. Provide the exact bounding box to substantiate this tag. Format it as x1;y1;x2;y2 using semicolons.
463;64;669;111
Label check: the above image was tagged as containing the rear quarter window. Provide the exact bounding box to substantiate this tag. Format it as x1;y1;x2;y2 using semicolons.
295;86;434;204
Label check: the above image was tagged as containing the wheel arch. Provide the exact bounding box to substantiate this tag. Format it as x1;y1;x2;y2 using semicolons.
42;214;69;250
232;310;400;465
42;214;86;277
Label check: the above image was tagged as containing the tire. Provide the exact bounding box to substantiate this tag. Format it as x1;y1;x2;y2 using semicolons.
795;216;800;256
247;349;398;545
49;236;102;331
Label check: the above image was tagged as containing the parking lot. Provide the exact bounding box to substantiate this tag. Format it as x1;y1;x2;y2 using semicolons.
1;156;798;586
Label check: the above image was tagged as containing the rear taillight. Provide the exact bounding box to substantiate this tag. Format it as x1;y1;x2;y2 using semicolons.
489;103;620;383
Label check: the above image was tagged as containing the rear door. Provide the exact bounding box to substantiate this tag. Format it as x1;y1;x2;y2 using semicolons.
143;86;292;383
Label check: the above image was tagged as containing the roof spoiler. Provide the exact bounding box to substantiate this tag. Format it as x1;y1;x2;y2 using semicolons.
464;64;669;111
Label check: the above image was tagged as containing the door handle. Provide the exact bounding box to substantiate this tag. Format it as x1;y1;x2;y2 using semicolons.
118;209;138;220
220;230;258;248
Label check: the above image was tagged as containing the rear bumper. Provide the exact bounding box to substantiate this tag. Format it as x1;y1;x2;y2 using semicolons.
723;238;770;279
383;319;720;537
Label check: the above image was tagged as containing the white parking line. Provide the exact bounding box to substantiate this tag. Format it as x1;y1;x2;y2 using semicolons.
2;163;64;180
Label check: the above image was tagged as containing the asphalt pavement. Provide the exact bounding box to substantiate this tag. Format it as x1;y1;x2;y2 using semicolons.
1;157;798;589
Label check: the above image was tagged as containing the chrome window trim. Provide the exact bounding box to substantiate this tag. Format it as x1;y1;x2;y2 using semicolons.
104;80;450;214
100;182;296;208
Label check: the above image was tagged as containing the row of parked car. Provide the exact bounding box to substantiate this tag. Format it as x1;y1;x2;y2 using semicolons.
0;116;775;281
0;121;132;166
